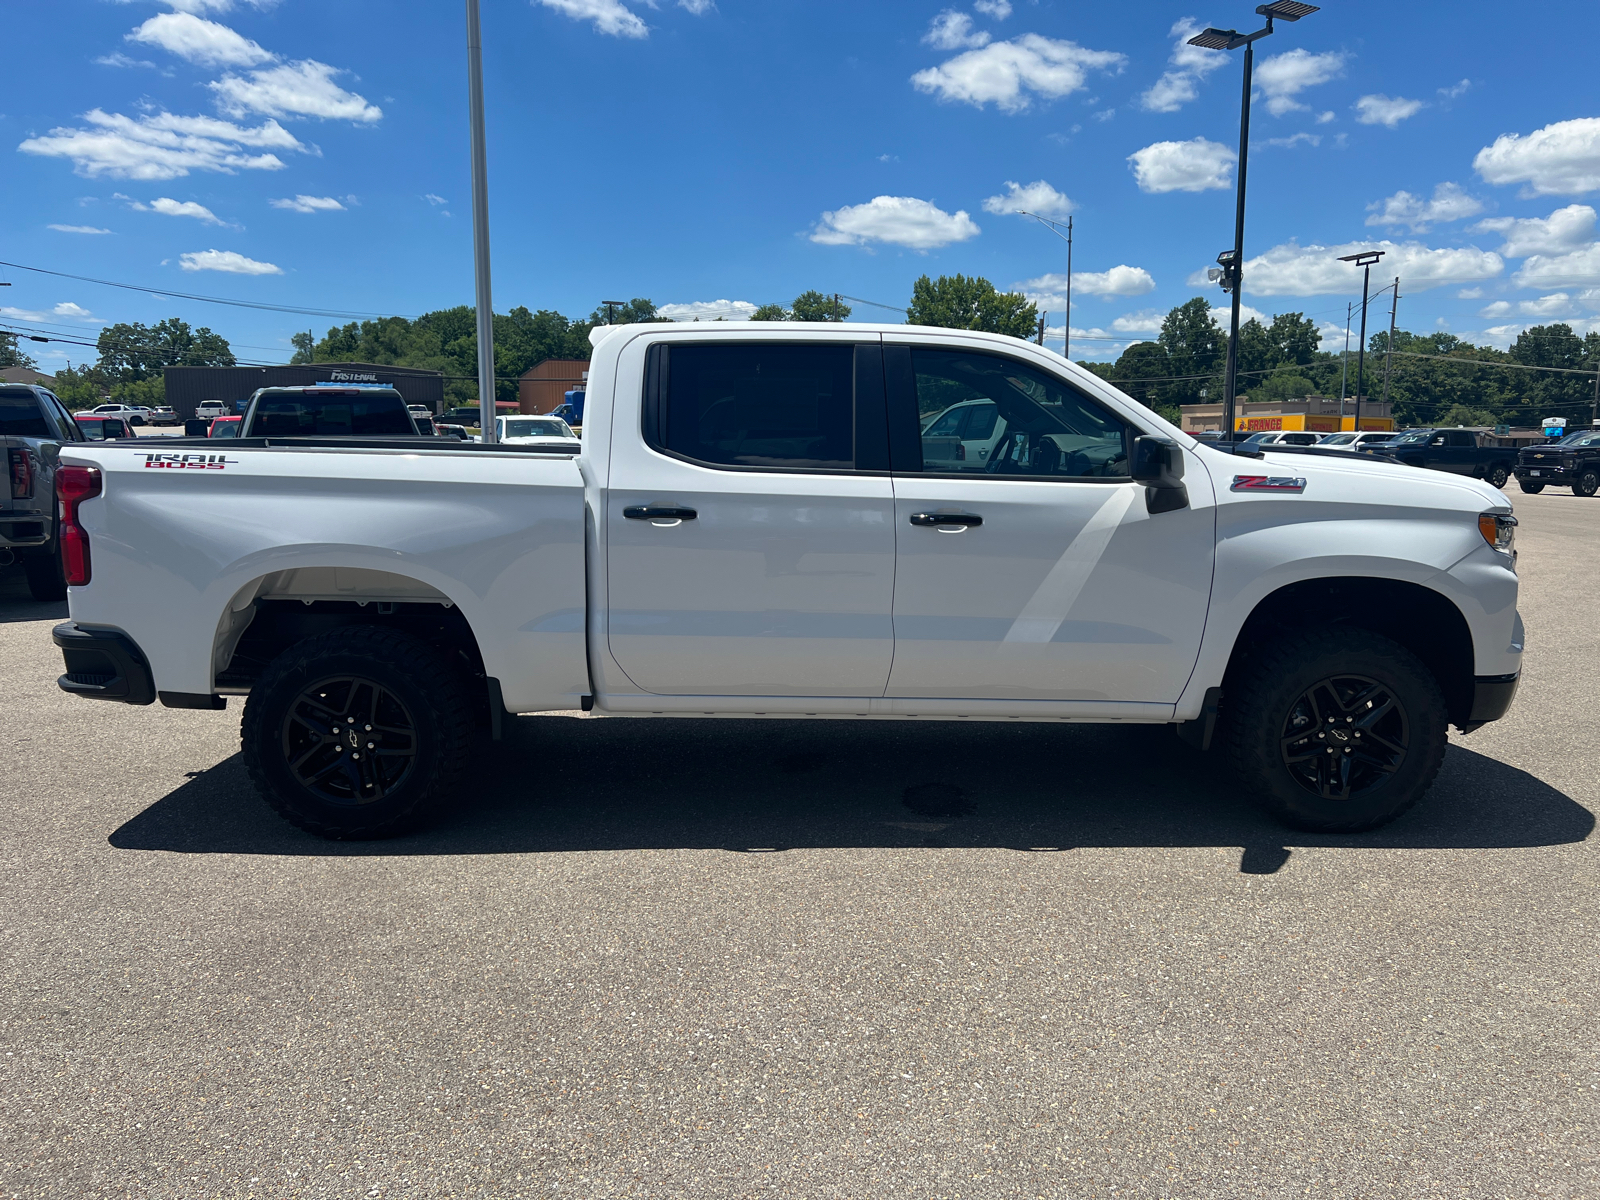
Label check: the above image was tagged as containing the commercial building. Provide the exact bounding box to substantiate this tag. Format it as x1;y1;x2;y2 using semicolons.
1179;395;1394;435
0;366;57;387
162;362;445;420
518;359;588;415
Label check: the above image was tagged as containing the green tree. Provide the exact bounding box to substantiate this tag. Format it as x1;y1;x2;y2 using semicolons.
749;303;789;321
51;363;106;407
0;331;37;371
1266;312;1318;366
96;318;234;380
791;291;851;322
905;274;1036;338
1435;403;1499;427
1155;298;1222;407
1105;340;1176;421
1247;371;1317;405
587;298;662;325
289;331;315;364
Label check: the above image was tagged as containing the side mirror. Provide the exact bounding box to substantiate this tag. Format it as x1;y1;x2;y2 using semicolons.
1131;435;1188;514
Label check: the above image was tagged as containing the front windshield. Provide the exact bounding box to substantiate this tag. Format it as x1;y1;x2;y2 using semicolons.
1558;431;1600;447
1391;430;1431;444
502;418;574;439
1321;434;1354;444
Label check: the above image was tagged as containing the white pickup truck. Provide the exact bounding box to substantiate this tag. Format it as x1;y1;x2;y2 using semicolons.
49;324;1522;838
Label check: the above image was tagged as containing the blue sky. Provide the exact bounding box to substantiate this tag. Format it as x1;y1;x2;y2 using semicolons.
5;0;1600;369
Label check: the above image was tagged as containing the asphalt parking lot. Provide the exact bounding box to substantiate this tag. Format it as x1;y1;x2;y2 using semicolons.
1;482;1595;1200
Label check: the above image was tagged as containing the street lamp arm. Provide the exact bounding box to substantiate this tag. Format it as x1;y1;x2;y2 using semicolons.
1017;212;1073;245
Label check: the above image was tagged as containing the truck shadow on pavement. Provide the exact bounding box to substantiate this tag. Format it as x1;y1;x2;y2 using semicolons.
110;716;1594;874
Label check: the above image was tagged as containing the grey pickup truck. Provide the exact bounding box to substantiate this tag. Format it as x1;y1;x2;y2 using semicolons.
1;384;85;600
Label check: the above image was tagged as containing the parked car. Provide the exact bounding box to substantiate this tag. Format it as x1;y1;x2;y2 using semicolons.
436;423;470;441
494;415;580;447
1238;430;1321;448
407;405;433;421
49;324;1521;841
74;416;135;441
2;383;84;600
148;406;178;426
1318;431;1396;450
238;385;420;437
1379;428;1519;489
208;416;243;438
195;400;230;421
919;398;1005;467
440;406;491;428
75;402;147;428
1514;427;1600;495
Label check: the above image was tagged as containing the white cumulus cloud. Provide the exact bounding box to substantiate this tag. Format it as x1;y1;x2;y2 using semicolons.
211;60;382;122
911;34;1125;113
1517;293;1574;317
1253;48;1344;117
126;11;274;67
536;0;648;38
48;224;112;234
119;195;229;225
1354;94;1424;128
1475;118;1600;196
657;299;759;322
1018;266;1156;304
1187;239;1504;295
53;303;95;319
1138;17;1229;114
973;0;1012;15
178;249;282;274
1127;138;1235;193
982;179;1072;219
1511;244;1600;289
1110;309;1164;333
18;109;303;180
1472;205;1596;257
269;194;346;213
923;11;989;51
811;195;980;250
1478;301;1512;318
1365;182;1483;232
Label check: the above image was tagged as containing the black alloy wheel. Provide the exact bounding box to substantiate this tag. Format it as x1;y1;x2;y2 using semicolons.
1279;674;1407;802
281;676;417;806
1487;464;1510;489
1575;470;1599;498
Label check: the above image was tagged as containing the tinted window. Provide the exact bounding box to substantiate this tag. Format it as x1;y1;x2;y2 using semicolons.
654;343;854;469
249;390;413;436
503;418;572;439
0;392;51;437
909;349;1129;478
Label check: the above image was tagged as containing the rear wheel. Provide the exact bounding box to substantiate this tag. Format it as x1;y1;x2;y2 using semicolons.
241;627;472;838
1225;630;1448;832
1519;481;1545;494
23;545;67;602
1574;470;1599;498
1487;464;1510;489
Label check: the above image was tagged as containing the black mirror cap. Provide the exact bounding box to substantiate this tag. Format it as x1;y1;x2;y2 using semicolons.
1131;435;1185;485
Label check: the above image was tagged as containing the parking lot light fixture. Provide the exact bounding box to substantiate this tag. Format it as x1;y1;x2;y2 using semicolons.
1337;251;1385;433
1018;211;1073;359
1190;2;1319;441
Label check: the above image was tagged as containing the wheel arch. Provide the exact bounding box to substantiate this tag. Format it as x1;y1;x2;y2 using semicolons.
1222;577;1476;728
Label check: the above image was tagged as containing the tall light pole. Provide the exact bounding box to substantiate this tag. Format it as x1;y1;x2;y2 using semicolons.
1190;1;1319;440
1338;250;1384;434
466;0;497;442
1018;211;1071;360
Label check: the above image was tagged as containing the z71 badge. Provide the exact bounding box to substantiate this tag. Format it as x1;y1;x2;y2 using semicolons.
1231;475;1307;493
142;453;239;470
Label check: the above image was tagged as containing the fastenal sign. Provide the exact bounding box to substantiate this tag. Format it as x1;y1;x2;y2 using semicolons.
325;370;380;383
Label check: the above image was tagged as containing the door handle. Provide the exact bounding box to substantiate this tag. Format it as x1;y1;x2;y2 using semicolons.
909;511;982;528
624;505;698;521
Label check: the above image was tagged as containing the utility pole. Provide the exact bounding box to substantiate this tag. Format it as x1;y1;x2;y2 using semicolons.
1338;301;1351;419
833;293;842;322
1036;313;1046;346
465;0;497;443
1592;358;1599;427
1380;278;1400;410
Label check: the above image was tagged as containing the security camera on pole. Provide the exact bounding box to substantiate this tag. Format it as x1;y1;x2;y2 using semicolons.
1189;1;1320;441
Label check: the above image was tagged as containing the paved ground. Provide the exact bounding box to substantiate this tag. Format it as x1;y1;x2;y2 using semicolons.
1;483;1595;1199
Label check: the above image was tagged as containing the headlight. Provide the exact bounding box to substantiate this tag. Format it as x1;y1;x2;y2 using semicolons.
1478;511;1517;555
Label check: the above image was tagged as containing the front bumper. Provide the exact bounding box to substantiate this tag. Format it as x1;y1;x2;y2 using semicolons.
1459;672;1519;733
1515;464;1569;483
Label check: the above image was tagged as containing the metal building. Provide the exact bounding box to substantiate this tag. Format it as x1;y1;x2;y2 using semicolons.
161;362;445;420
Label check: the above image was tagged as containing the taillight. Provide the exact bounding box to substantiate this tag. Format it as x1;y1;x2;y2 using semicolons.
8;448;31;499
55;465;102;587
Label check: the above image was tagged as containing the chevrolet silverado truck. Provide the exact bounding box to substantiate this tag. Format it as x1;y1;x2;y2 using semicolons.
1514;428;1600;495
1379;427;1519;489
3;383;86;601
48;324;1522;838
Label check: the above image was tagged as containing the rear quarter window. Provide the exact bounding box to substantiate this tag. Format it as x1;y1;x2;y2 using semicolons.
0;392;51;437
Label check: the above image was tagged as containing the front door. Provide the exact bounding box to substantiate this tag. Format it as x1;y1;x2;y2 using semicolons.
883;342;1215;705
605;338;896;697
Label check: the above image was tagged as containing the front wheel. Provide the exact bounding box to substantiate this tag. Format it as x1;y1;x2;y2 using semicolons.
241;627;473;838
1574;470;1599;498
1520;481;1545;494
1224;630;1448;833
1487;464;1510;489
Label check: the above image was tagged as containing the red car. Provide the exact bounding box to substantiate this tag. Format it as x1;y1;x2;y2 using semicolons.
208;416;243;438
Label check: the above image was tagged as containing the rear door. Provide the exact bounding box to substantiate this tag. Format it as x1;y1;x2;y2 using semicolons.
604;337;896;697
883;341;1215;705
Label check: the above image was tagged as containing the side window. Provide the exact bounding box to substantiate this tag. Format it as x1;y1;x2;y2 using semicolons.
648;343;857;470
45;394;83;441
906;349;1129;479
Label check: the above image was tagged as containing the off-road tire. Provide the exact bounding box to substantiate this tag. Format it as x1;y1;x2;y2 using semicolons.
23;545;67;602
1224;629;1449;833
1519;481;1545;494
1574;470;1599;498
1487;464;1510;489
241;627;472;839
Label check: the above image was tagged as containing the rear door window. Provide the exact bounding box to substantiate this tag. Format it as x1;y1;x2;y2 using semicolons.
0;392;51;437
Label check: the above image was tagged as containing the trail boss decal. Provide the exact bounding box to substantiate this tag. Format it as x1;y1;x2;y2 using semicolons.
142;453;239;470
1231;475;1307;493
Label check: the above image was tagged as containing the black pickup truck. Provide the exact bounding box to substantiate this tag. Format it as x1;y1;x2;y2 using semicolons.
1515;428;1600;495
1378;427;1519;489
